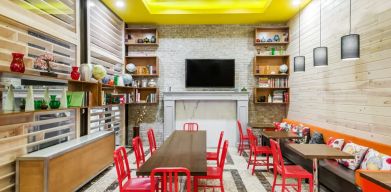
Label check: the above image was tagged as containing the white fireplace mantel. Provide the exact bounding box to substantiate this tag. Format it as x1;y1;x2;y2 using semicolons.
163;91;249;145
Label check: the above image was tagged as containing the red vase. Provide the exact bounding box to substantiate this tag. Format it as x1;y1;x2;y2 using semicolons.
71;66;80;80
10;53;25;73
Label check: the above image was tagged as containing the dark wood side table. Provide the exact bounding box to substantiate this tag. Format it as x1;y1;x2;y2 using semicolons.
261;131;301;143
287;144;355;192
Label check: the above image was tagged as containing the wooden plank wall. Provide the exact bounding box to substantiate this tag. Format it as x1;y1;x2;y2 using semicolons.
287;0;391;144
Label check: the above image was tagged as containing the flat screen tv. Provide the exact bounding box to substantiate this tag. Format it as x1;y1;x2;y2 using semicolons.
185;59;235;88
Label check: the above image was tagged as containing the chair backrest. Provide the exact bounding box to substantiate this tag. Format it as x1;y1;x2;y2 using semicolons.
246;128;256;147
216;131;224;159
269;139;285;175
218;140;229;170
150;167;191;192
132;136;145;169
113;146;131;192
183;122;199;131
237;120;244;138
147;128;157;154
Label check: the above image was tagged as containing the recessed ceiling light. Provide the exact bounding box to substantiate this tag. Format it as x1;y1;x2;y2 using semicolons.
293;0;301;6
88;1;95;7
115;0;125;8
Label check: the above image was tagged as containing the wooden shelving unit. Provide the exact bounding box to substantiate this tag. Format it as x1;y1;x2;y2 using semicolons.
124;27;160;104
253;27;290;105
254;27;289;45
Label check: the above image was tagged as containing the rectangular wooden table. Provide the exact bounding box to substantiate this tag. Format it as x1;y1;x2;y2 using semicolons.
287;144;355;192
137;130;207;176
261;131;301;143
360;172;391;191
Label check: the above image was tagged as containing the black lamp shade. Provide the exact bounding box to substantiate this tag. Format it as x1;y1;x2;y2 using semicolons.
313;47;328;67
294;56;305;72
341;34;360;60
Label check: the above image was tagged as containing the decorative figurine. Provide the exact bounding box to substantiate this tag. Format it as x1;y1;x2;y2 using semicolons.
273;34;280;42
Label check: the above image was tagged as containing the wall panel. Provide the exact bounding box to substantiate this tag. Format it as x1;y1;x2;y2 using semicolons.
287;0;391;144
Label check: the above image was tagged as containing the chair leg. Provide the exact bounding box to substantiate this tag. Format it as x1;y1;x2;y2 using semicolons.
272;173;277;192
282;176;286;192
194;177;198;192
247;149;252;169
298;178;302;192
252;153;257;175
220;178;225;192
266;154;270;172
239;140;243;155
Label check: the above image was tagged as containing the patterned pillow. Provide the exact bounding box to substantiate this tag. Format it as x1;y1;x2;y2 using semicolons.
279;122;292;132
327;137;345;150
273;122;281;130
339;142;368;170
360;149;391;171
309;132;325;144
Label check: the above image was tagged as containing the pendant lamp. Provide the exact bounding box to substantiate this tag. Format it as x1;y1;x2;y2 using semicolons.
294;4;305;72
341;0;360;60
313;0;328;67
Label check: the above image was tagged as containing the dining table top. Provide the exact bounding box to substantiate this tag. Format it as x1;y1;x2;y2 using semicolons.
287;144;355;160
248;123;276;129
136;130;207;176
360;171;391;191
261;131;301;139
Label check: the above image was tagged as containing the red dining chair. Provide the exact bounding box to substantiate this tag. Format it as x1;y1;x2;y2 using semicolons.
206;131;224;164
147;128;157;155
133;136;146;169
183;122;199;131
150;167;191;192
194;140;229;192
270;139;314;192
247;128;272;175
114;146;157;192
237;120;249;156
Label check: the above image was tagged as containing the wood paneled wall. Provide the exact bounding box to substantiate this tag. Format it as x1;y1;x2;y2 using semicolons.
287;0;391;144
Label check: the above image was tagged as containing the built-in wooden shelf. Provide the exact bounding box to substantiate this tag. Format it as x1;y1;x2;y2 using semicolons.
254;73;289;77
255;55;290;57
254;27;289;45
254;102;289;105
255;87;289;90
125;43;159;46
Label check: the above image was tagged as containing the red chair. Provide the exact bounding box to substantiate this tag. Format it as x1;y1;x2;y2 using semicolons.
133;136;146;169
114;146;157;192
150;167;191;192
207;131;224;164
194;140;229;192
183;122;199;131
147;128;157;155
247;128;272;175
237;120;249;156
270;139;314;192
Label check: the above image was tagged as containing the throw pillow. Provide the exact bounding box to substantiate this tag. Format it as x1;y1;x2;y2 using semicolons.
327;137;345;150
279;122;292;132
361;149;391;171
309;132;325;144
340;142;368;170
273;122;281;130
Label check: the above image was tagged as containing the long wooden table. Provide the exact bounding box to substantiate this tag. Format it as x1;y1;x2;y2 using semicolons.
137;130;207;176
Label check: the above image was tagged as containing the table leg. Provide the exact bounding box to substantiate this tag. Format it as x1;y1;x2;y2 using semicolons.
313;158;319;192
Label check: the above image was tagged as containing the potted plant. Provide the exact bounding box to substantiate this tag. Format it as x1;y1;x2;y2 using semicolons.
133;106;147;138
40;99;48;110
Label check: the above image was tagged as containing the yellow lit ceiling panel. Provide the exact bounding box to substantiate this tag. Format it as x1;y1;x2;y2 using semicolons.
101;0;312;24
142;0;273;14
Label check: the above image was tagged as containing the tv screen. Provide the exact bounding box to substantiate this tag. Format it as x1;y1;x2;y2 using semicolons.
186;59;235;88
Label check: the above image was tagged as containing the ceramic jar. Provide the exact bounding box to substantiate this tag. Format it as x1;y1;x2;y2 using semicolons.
148;79;157;88
71;66;80;80
10;53;25;73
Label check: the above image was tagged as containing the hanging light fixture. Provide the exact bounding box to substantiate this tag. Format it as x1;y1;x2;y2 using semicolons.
294;4;305;72
313;0;328;67
341;0;360;60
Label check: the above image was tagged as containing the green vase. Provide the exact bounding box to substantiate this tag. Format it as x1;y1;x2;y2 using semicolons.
49;95;61;109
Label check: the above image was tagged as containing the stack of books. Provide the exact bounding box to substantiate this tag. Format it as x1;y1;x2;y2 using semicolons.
272;90;284;103
146;93;157;103
258;77;289;88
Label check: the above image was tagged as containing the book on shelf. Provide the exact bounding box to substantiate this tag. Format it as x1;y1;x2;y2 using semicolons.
272;90;284;103
67;91;89;107
259;77;289;88
258;77;269;87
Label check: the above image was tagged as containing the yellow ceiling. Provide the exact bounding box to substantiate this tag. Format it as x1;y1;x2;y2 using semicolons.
102;0;312;24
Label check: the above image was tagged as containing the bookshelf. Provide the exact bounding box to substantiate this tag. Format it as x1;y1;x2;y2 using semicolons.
124;27;160;104
253;27;290;105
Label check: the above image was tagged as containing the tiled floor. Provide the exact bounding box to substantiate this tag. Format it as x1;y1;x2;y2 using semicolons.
78;147;322;192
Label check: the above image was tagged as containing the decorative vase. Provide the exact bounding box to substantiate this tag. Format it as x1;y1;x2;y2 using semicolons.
133;126;140;138
25;86;35;111
10;53;25;73
71;66;80;80
151;36;156;43
43;87;50;108
147;79;157;88
49;95;61;109
3;85;15;111
80;63;92;81
59;88;68;109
